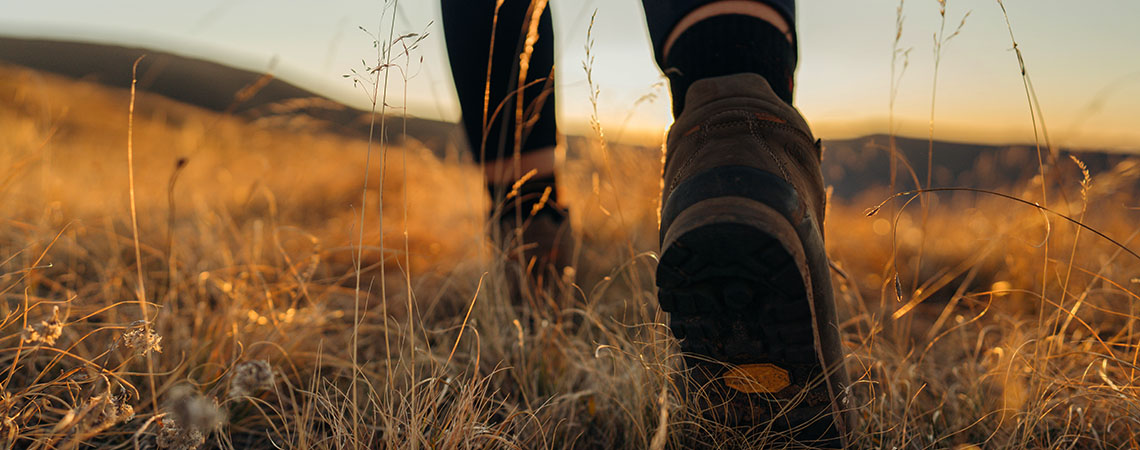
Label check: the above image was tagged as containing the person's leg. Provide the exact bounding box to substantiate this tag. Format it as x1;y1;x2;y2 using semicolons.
643;0;852;446
441;0;568;271
647;0;797;113
440;0;559;207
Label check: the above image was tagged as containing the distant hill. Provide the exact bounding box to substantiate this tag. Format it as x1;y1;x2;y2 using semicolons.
820;134;1132;199
0;36;464;151
2;36;1129;199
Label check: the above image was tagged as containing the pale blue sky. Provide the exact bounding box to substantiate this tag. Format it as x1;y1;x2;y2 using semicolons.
2;0;1138;150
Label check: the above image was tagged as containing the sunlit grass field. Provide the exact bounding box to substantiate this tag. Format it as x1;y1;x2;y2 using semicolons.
2;48;1140;450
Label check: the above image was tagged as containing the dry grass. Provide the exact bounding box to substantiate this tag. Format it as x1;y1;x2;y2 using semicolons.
2;26;1140;449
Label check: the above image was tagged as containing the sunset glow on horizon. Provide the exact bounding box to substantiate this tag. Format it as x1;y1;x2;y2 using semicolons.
2;0;1137;151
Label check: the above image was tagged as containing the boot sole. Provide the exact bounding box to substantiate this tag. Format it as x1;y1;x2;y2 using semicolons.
657;168;845;446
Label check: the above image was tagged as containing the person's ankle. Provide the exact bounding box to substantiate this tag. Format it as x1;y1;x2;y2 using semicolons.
482;146;557;185
661;5;797;115
482;145;562;218
662;0;793;58
490;173;561;221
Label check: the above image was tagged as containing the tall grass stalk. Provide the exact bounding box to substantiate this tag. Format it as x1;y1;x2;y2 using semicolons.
886;0;910;314
126;55;159;416
349;1;403;444
888;0;910;201
582;11;639;271
913;0;969;294
994;2;1066;438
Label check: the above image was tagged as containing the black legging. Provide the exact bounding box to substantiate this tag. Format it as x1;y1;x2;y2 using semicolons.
440;0;558;165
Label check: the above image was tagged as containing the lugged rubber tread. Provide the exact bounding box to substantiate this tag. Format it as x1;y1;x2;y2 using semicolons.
658;223;813;359
657;220;842;446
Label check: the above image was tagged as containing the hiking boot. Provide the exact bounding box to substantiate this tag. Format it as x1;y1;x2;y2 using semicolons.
656;73;851;447
497;202;573;288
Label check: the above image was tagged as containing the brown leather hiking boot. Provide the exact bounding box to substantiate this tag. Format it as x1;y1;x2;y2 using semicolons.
656;73;851;447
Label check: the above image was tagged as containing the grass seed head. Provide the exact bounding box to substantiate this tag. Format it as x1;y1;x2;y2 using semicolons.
157;419;206;450
121;321;163;356
2;415;16;444
72;391;135;436
228;360;275;399
165;385;224;436
21;306;63;346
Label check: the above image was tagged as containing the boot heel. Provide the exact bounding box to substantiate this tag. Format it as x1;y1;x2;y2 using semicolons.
657;177;845;446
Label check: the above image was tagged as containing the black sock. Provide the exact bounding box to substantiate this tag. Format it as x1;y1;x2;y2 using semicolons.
490;174;561;220
662;14;796;116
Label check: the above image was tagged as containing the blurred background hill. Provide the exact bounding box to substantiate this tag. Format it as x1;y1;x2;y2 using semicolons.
3;36;1131;202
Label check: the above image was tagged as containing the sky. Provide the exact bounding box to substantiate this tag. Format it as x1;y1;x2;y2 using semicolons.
2;0;1139;151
